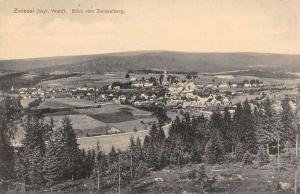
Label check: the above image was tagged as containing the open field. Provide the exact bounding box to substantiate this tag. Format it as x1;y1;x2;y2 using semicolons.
194;74;300;87
77;130;149;153
74;103;152;117
38;72;128;88
90;112;136;123
43;113;155;137
37;98;100;109
110;117;157;133
77;124;170;152
0;72;80;92
45;114;108;137
39;101;156;137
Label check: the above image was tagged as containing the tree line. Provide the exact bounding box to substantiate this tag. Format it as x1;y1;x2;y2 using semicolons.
0;95;298;191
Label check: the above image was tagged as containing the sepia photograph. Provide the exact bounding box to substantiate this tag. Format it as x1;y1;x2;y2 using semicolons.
1;0;300;193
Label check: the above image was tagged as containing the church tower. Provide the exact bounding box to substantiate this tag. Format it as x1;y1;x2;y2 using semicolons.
162;67;168;86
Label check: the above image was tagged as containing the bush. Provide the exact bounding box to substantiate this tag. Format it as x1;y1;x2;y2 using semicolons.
135;161;149;178
236;142;245;161
242;150;252;165
257;145;270;166
224;153;237;163
281;148;297;166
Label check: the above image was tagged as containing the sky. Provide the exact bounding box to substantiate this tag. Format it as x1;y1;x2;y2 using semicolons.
1;0;300;59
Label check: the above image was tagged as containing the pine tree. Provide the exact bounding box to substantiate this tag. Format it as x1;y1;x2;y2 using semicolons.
205;130;225;165
182;113;195;151
0;119;14;181
43;127;65;186
142;135;151;162
109;145;118;163
85;149;93;178
190;115;208;163
145;123;167;169
281;98;296;146
169;135;190;165
153;105;170;126
242;100;258;154
22;116;46;188
223;108;233;153
95;145;107;188
0;97;22;182
169;116;181;138
232;103;243;144
149;123;166;144
61;116;82;180
134;160;148;178
256;98;282;153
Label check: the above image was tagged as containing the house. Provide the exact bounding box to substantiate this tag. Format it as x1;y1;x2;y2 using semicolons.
132;82;144;88
185;92;196;99
169;85;184;95
113;86;121;90
182;82;196;93
230;83;238;88
244;83;252;88
130;77;137;81
251;83;257;87
237;83;244;88
81;87;89;91
167;99;180;107
144;82;154;87
206;83;214;88
113;97;121;104
134;101;150;106
119;95;127;103
218;83;229;89
140;93;149;100
107;127;121;134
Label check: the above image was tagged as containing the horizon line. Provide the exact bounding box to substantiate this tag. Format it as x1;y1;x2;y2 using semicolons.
1;49;300;61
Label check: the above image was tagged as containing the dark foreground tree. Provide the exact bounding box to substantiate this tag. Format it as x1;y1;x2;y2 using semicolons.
61;116;83;180
44;127;65;186
0;97;22;182
205;131;225;164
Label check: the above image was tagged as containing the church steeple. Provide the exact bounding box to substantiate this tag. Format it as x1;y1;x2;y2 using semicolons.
162;67;168;86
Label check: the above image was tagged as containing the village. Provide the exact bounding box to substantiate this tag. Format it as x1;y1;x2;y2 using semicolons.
5;68;298;153
11;69;268;113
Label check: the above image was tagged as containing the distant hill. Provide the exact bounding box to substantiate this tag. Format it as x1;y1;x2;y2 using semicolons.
0;51;300;73
204;69;300;79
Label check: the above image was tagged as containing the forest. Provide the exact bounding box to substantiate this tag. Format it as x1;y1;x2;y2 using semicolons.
0;95;298;193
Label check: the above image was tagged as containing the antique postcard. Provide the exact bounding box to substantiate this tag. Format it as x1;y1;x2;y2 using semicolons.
0;0;300;193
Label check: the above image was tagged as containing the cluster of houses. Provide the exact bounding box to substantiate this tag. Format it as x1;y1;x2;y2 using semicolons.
198;80;264;89
166;82;232;109
15;85;100;99
16;86;68;99
10;69;266;116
